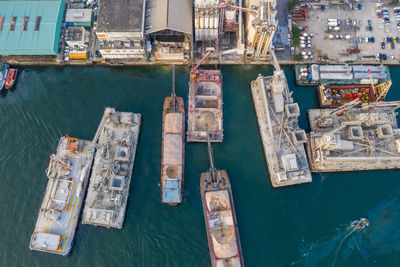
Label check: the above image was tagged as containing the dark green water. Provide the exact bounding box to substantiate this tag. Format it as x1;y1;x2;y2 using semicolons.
1;65;400;267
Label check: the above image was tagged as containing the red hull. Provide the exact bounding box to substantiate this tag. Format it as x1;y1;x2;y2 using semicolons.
5;69;17;90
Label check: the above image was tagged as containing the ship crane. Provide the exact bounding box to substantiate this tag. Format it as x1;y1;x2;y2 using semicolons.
205;124;218;185
313;98;361;126
190;51;211;78
367;69;392;108
171;65;176;112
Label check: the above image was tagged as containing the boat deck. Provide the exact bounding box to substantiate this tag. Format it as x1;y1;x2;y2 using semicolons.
251;71;312;187
187;70;223;142
29;137;94;255
200;170;244;267
161;96;185;205
307;102;400;172
82;107;141;229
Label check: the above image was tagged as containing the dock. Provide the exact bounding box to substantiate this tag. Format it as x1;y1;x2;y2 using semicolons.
29;136;94;255
82;107;141;229
307;101;400;172
250;54;312;187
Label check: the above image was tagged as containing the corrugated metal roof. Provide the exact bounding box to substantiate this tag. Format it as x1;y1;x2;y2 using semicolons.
146;0;192;35
0;0;65;55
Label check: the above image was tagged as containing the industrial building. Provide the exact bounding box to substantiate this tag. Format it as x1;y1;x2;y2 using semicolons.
65;27;89;48
145;0;192;62
246;0;277;60
96;0;146;60
0;0;65;56
194;0;245;60
65;8;93;28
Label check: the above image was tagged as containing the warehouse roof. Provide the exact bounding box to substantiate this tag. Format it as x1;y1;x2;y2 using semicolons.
97;0;145;32
0;0;65;55
146;0;192;35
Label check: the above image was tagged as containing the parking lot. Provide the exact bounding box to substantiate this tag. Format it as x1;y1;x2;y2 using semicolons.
295;0;400;63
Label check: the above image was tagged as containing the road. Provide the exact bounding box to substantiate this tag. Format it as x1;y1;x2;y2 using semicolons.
273;0;292;60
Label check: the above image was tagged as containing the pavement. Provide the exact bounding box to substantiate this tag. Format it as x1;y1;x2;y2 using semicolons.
273;0;292;60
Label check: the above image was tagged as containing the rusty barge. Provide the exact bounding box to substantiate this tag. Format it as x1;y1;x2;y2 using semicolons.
200;130;244;267
161;66;185;205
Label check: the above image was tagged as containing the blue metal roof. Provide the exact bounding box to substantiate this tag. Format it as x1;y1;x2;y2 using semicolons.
0;0;65;55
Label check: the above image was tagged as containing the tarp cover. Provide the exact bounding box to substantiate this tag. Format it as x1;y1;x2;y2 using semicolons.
165;113;183;134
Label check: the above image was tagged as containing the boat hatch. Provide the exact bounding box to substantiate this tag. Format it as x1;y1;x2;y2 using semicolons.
162;178;181;203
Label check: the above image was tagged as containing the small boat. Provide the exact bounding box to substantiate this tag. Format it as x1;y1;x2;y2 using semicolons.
200;128;244;267
354;218;369;230
5;68;18;90
0;63;9;92
161;65;185;205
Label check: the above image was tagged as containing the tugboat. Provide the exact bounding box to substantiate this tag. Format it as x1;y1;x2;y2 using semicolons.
161;65;185;205
5;68;18;90
0;63;9;92
200;127;244;267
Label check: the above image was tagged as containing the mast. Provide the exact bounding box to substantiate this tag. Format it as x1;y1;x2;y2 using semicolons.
206;125;217;184
171;64;176;111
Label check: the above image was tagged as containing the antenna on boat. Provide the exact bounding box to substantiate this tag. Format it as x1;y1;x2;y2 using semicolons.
171;64;176;111
205;124;217;184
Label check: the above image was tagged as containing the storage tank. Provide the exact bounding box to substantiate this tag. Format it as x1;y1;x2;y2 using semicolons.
200;16;205;28
214;15;219;28
205;15;209;29
195;16;200;29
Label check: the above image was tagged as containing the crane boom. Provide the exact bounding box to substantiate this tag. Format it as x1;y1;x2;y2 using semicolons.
191;51;211;75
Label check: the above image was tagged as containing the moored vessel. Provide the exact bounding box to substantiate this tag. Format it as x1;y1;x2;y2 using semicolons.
82;107;141;229
187;53;223;142
295;64;391;86
161;66;185;205
200;129;244;267
0;63;9;92
29;136;94;255
318;81;392;108
5;68;18;90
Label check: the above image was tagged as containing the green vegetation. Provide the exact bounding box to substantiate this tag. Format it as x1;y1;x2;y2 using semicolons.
292;24;302;46
293;54;303;61
287;0;300;11
389;0;399;5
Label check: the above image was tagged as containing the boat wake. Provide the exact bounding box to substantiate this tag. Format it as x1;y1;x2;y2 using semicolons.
294;218;369;267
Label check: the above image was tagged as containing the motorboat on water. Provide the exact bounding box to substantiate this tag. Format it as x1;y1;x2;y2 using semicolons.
5;68;18;90
0;63;9;92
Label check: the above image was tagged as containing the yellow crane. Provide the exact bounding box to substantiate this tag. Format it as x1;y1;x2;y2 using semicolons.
368;69;392;107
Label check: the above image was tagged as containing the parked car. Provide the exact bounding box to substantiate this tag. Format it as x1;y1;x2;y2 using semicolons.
368;19;372;25
381;42;386;49
392;43;395;49
371;37;375;43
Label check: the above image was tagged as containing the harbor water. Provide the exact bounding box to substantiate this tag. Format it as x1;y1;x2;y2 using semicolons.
1;65;400;266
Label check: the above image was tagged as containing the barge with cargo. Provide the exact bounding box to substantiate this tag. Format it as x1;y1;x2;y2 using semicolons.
82;107;141;229
307;100;400;172
29;136;94;255
251;68;312;187
161;66;185;205
187;68;223;143
295;64;391;86
200;130;244;267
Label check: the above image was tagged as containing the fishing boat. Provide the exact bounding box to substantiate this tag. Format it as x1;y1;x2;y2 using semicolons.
5;68;18;90
200;128;244;267
0;63;9;92
161;66;185;205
